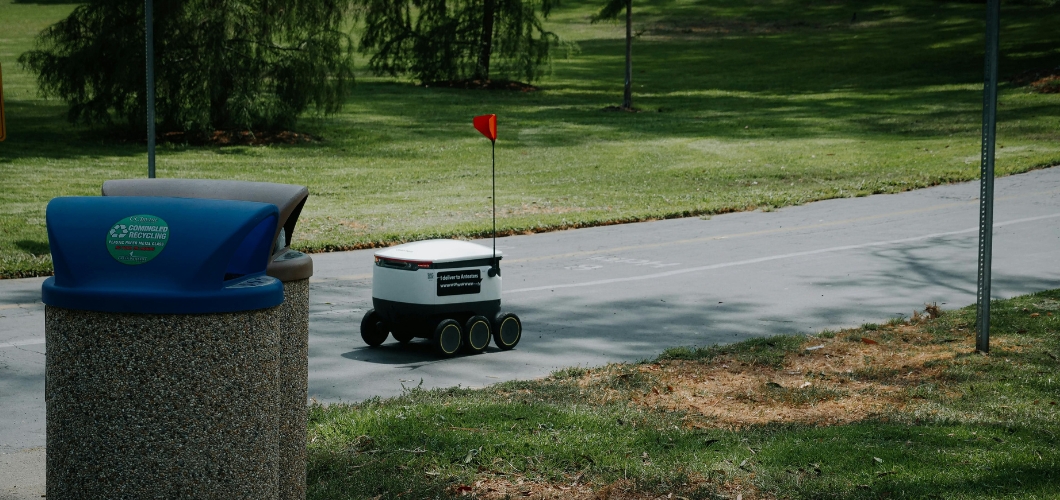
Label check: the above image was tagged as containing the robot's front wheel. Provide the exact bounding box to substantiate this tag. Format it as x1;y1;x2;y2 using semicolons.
360;309;389;347
463;316;492;354
432;319;463;356
493;312;521;351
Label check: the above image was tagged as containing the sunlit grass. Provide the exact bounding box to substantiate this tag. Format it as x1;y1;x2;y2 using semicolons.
1;0;1058;277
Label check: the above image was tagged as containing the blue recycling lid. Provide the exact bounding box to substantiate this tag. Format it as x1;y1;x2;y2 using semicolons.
42;196;284;314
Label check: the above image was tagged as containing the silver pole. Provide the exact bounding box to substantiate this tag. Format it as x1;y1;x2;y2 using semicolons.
976;0;1000;353
146;0;156;178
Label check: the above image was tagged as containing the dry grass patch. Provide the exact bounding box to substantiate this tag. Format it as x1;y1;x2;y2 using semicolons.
576;322;985;429
500;203;588;216
460;477;626;499
464;476;770;500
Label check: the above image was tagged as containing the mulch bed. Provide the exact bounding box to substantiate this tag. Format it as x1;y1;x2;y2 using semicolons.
1010;67;1060;94
158;129;317;146
422;79;538;92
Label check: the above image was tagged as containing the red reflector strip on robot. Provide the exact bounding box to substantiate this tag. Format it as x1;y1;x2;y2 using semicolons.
376;257;433;270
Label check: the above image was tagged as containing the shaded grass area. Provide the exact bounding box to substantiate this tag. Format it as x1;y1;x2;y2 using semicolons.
307;290;1060;499
1;0;1059;277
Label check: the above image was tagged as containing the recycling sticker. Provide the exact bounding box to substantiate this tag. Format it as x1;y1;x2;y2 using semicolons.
106;215;170;265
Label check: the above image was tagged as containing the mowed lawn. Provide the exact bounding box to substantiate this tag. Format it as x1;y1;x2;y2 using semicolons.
306;291;1060;499
1;0;1058;277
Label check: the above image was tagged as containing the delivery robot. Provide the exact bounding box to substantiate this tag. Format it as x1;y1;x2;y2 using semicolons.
360;239;520;356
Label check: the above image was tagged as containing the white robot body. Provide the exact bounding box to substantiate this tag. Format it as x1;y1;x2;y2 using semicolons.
372;239;501;308
362;239;520;355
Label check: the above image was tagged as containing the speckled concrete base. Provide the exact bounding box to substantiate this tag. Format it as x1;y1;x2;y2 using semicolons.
45;306;281;500
279;279;308;500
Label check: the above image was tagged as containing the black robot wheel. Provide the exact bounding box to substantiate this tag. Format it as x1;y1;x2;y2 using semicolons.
360;309;389;347
432;319;463;356
493;312;521;351
463;316;492;354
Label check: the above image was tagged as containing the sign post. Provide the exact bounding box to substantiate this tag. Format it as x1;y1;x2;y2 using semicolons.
145;0;156;177
975;0;1000;353
0;62;7;142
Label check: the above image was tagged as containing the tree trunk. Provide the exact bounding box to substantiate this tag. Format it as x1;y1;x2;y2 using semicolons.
623;0;632;109
476;0;496;81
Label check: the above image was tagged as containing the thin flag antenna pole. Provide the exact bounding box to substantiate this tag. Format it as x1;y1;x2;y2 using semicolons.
474;114;500;277
492;139;497;274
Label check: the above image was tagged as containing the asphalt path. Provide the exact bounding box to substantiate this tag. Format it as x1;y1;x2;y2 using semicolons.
2;167;1059;495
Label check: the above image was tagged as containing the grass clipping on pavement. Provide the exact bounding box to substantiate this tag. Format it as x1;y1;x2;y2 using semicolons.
307;290;1060;499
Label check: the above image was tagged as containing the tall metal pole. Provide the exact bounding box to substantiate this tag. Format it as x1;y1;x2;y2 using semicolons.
622;0;632;110
976;0;1000;353
145;0;156;178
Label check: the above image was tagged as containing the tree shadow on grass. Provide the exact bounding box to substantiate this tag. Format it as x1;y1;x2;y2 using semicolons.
316;13;1060;152
0;100;147;163
0;98;315;163
11;0;81;4
7;0;1060;160
14;240;49;257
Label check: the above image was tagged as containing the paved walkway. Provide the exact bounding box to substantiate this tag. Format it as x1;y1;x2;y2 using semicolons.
3;167;1059;497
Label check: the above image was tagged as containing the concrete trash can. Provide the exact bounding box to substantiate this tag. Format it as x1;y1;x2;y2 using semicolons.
42;196;285;499
102;179;313;500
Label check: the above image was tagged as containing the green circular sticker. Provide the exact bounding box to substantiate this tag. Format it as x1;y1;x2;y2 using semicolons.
106;214;170;265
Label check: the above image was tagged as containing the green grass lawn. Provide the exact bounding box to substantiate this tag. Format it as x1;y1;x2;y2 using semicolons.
1;0;1059;277
306;290;1060;499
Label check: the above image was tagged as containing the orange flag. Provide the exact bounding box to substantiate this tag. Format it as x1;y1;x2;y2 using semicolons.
473;114;497;142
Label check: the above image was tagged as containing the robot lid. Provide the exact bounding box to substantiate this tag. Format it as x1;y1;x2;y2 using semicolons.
375;239;501;265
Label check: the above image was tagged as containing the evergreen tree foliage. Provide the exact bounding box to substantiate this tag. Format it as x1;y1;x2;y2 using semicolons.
19;0;356;134
593;0;625;22
358;0;563;83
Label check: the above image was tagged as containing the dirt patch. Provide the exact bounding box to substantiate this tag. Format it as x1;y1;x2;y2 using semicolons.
423;79;538;92
579;321;979;429
463;476;769;500
159;129;317;146
337;219;371;233
1029;76;1060;94
501;203;587;216
455;476;603;499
